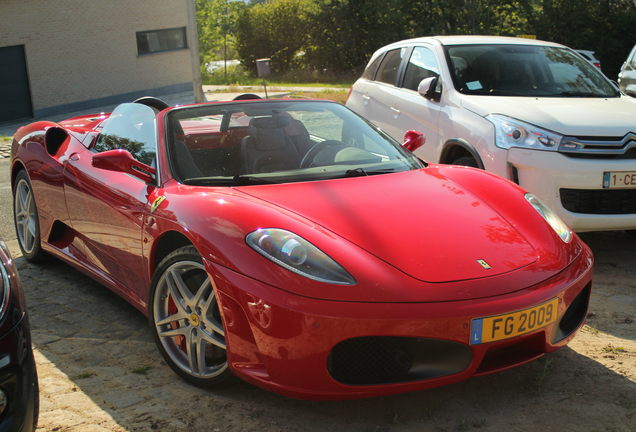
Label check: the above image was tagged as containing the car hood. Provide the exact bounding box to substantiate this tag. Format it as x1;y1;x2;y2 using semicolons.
238;169;538;283
460;95;636;136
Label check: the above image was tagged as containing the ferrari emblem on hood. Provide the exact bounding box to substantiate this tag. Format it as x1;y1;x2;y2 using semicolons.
477;259;491;270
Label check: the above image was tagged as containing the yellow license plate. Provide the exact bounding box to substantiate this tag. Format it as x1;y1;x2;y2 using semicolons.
470;297;559;345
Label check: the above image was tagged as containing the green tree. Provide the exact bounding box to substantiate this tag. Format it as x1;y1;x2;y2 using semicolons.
235;0;311;74
528;0;636;78
196;0;244;70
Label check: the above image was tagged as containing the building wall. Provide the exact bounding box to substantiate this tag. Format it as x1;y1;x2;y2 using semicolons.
0;0;194;117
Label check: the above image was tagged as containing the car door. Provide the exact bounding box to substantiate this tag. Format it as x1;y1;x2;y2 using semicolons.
391;45;442;162
358;47;408;139
62;103;157;298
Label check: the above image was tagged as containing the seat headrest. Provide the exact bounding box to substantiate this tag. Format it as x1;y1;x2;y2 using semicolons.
248;116;291;151
250;116;290;130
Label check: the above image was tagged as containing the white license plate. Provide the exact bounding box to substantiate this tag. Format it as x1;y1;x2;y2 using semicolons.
603;171;636;189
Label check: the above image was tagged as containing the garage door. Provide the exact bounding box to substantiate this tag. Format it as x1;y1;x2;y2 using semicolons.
0;45;33;123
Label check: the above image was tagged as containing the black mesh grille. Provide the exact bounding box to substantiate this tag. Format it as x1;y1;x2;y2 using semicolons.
327;336;472;386
329;337;413;380
560;188;636;214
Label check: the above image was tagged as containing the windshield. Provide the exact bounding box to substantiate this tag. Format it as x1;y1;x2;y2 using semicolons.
165;100;424;185
445;44;618;97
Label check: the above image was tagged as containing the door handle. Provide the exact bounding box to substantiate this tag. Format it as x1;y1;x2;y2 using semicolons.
362;94;370;101
390;106;400;116
69;153;80;161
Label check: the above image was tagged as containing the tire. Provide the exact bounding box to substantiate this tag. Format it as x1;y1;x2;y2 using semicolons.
30;350;39;432
451;156;479;168
148;246;233;388
13;171;47;262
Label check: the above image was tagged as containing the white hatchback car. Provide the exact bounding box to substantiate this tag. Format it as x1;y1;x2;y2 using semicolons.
346;36;636;233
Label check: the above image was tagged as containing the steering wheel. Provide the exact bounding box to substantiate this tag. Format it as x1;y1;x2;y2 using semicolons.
300;140;346;168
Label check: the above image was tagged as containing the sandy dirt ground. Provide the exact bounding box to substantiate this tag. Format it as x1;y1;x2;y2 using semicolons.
1;229;629;432
1;135;634;432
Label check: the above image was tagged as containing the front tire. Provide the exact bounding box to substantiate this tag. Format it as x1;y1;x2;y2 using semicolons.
148;246;233;387
13;171;47;262
451;156;479;168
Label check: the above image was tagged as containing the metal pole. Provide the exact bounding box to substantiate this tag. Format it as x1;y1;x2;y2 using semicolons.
263;78;268;99
187;0;205;102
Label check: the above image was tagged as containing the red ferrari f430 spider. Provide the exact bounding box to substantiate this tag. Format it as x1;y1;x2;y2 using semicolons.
10;96;592;400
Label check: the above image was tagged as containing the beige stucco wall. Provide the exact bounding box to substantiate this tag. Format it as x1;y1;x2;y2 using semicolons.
0;0;193;112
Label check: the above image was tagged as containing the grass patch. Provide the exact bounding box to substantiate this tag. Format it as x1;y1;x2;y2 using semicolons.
131;365;152;375
202;65;356;88
529;358;553;396
294;89;349;104
77;371;95;379
602;344;625;354
582;323;600;335
247;408;264;419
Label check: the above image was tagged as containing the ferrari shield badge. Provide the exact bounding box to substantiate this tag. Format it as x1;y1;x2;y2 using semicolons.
150;196;166;213
477;259;491;270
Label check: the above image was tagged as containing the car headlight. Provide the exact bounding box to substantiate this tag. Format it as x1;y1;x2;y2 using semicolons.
246;229;356;285
525;194;572;243
487;115;563;151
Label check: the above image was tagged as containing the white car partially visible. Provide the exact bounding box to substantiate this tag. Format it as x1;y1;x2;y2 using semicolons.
346;36;636;233
575;49;601;70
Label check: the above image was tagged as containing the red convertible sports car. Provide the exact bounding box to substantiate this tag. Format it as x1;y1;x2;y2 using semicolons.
11;96;593;400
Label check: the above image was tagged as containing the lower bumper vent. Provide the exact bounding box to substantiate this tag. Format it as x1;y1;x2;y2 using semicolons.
560;188;636;215
327;336;471;386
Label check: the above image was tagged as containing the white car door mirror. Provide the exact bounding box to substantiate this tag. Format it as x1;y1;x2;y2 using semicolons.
418;77;441;101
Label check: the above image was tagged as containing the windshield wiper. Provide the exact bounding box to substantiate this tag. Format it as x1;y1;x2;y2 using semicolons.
558;91;607;97
180;175;274;186
343;168;395;178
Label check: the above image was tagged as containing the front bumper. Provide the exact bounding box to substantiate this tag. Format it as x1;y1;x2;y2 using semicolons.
207;244;593;401
507;148;636;232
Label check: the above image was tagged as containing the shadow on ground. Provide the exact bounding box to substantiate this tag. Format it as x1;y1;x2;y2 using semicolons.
15;231;636;432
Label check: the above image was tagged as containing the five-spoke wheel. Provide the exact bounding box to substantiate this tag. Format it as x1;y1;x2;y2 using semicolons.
149;246;233;387
13;171;45;262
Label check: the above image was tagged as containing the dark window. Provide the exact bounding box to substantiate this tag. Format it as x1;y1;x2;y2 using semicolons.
136;27;187;55
402;47;440;91
361;55;383;80
375;48;406;86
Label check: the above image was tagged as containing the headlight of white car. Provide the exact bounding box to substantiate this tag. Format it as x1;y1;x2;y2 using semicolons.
487;115;563;151
246;228;356;285
525;194;572;243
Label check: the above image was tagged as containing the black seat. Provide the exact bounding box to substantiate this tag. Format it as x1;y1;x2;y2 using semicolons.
173;140;203;180
285;119;313;157
241;116;301;174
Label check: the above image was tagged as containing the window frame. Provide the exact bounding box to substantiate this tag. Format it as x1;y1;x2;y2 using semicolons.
136;27;188;56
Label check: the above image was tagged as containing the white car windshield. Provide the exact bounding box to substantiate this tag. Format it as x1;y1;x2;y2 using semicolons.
165;100;424;185
446;44;618;97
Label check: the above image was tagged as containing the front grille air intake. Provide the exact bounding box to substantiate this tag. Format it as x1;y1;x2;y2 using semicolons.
327;336;472;386
560;188;636;214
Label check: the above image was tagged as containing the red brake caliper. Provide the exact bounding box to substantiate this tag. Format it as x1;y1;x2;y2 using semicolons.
168;296;187;352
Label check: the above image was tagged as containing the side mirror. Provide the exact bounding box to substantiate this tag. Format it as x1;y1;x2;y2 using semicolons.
403;130;426;152
92;149;156;183
418;76;441;101
625;84;636;98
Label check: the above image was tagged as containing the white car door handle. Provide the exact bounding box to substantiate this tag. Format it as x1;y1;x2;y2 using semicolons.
362;94;370;101
390;106;400;115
